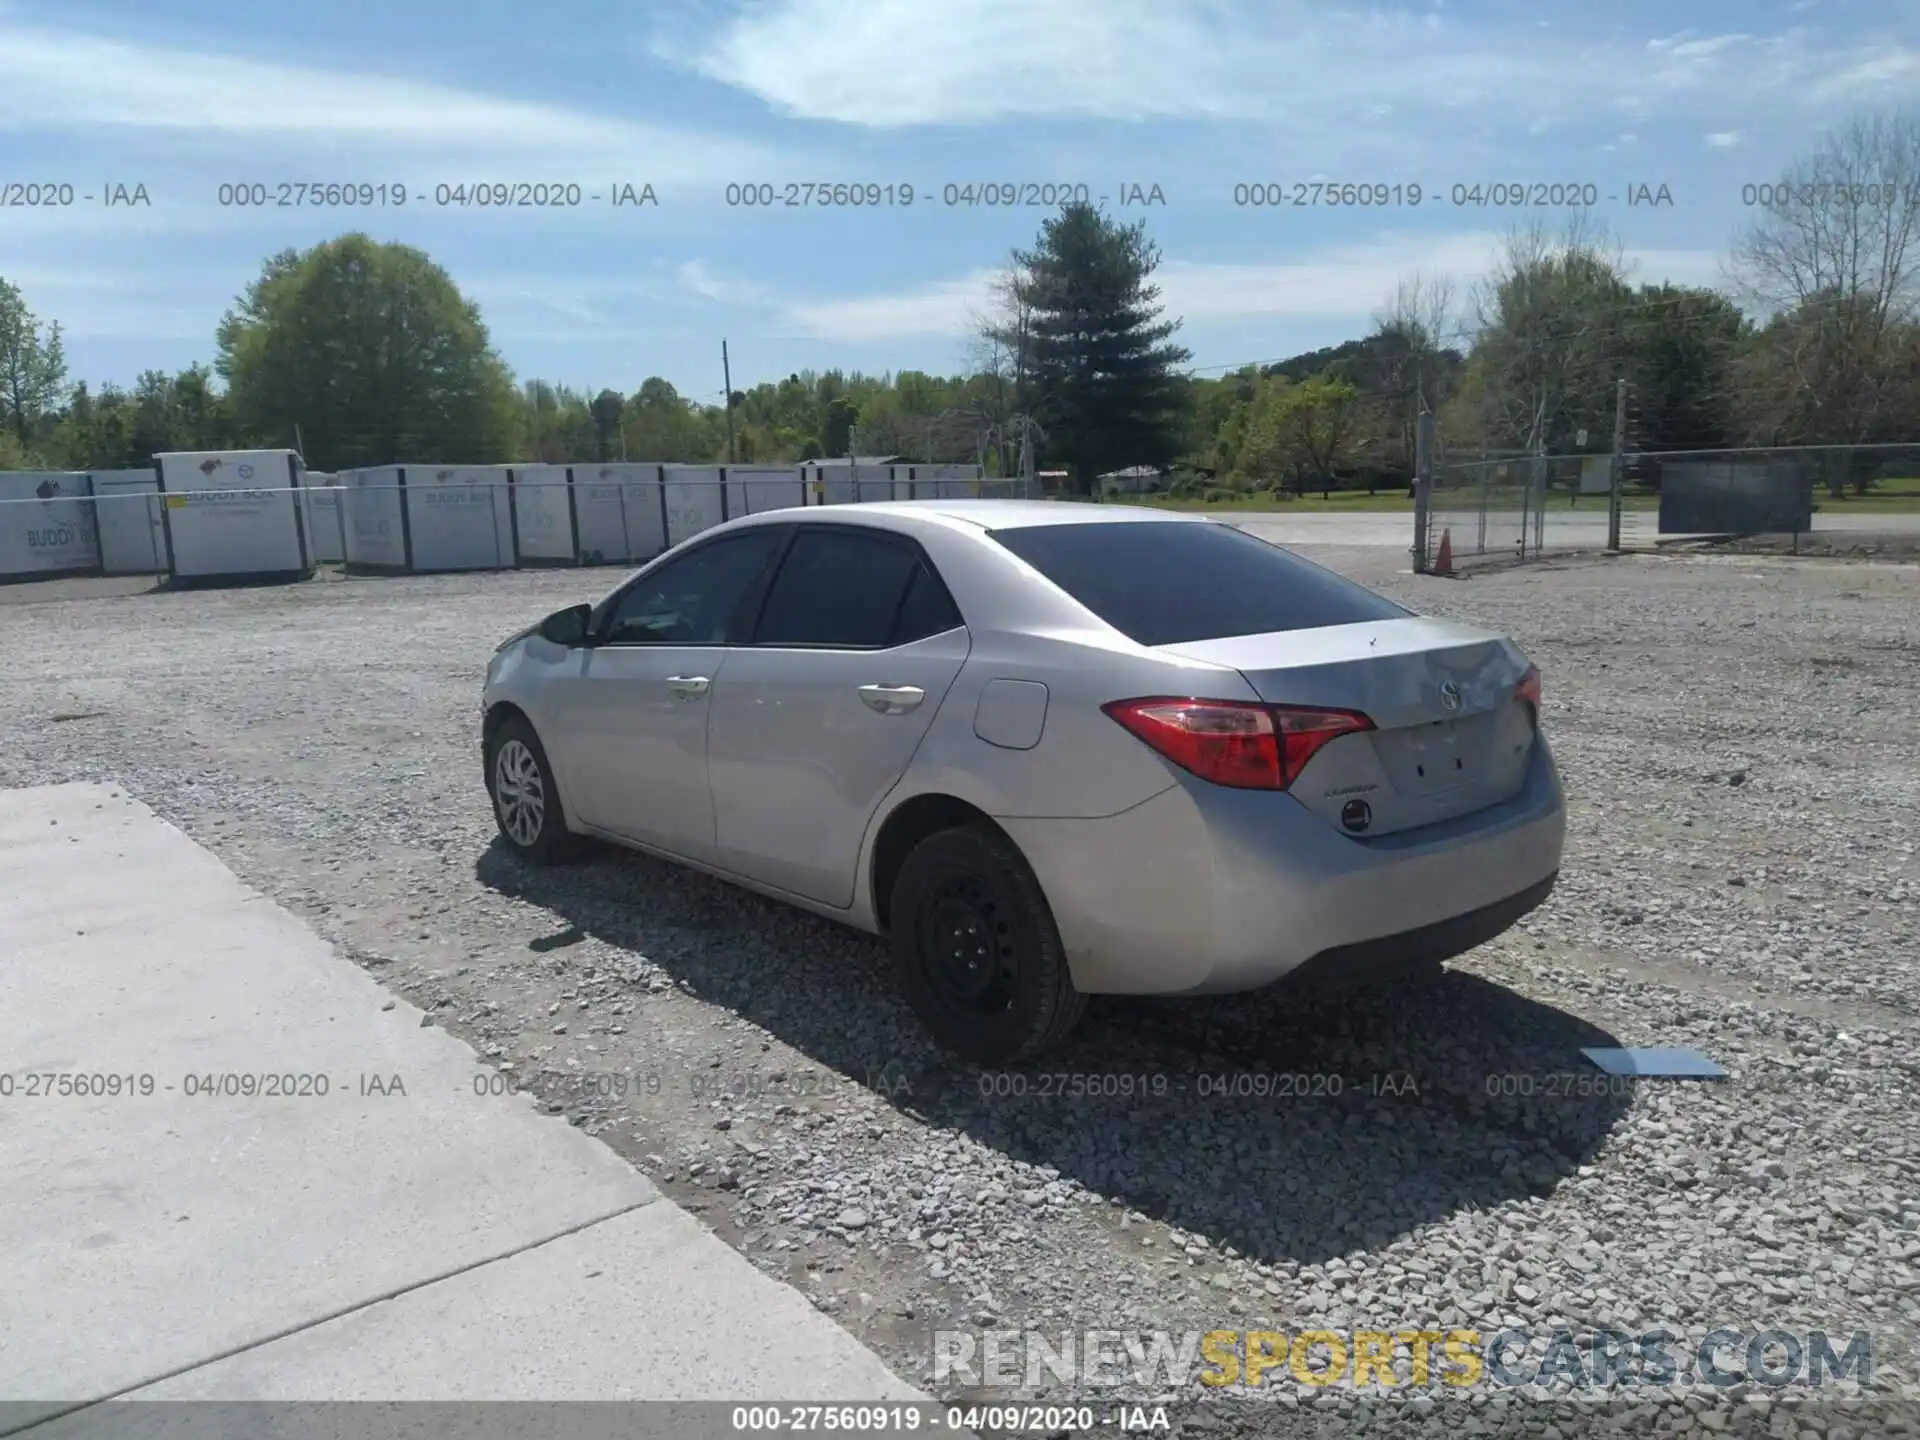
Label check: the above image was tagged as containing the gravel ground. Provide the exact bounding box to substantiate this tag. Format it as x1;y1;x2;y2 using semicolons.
3;548;1917;1439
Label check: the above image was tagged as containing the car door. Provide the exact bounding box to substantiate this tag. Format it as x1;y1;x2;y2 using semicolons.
563;526;788;859
706;524;970;907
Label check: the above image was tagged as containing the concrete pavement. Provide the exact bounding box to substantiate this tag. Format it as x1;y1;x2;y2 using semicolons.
0;784;926;1432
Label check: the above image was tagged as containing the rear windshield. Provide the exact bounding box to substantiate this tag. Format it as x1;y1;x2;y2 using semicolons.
990;520;1411;646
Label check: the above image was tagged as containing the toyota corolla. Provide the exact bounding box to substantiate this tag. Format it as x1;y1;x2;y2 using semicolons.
481;501;1565;1063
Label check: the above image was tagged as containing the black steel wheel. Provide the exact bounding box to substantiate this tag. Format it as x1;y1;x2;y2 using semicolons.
889;823;1085;1064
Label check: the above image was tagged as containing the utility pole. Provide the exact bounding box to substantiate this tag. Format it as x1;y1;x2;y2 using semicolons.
721;340;737;464
1607;377;1627;551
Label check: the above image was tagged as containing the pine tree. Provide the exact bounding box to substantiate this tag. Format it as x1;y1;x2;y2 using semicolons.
1013;204;1192;494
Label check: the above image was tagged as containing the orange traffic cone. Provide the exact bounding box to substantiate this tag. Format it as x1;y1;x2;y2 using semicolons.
1433;527;1454;576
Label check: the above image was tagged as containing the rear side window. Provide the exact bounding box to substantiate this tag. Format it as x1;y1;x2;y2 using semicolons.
752;527;960;648
891;564;965;644
990;521;1409;646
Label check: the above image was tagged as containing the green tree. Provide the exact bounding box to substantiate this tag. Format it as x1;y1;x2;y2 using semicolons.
0;428;32;469
1467;215;1634;453
1728;110;1920;492
846;386;910;456
131;370;179;461
1241;374;1363;495
624;377;715;460
589;389;625;460
168;365;234;452
1620;284;1746;453
1366;273;1462;482
1728;296;1920;490
998;204;1192;493
0;276;68;447
216;234;520;469
823;394;858;456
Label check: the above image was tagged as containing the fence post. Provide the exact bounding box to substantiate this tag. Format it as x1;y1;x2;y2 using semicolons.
335;484;348;570
1536;460;1547;554
1607;378;1627;551
489;480;503;567
1517;448;1532;559
1476;444;1489;554
1530;445;1547;556
1412;411;1434;573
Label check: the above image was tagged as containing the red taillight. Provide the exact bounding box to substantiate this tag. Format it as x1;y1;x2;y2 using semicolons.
1514;664;1541;707
1101;697;1373;790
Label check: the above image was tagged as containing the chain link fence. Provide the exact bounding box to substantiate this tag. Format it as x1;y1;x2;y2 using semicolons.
1418;441;1920;570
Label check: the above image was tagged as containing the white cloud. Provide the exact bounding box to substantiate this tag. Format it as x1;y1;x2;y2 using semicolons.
2;264;215;339
779;272;1001;342
662;0;1920;132
1647;32;1753;58
1706;131;1742;148
676;259;774;306
0;264;147;296
773;232;1728;342
459;261;778;326
1809;48;1920;98
665;0;1546;127
0;20;790;186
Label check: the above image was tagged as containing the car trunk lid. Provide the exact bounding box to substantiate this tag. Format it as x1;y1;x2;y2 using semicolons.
1156;617;1538;836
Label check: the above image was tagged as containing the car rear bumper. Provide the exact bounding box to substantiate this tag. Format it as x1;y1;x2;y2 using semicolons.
1284;871;1557;986
997;736;1567;995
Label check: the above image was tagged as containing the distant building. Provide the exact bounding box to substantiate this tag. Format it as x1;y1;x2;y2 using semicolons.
807;455;912;469
1097;465;1165;496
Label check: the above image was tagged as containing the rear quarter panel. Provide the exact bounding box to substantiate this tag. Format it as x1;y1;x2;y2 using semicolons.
902;630;1236;819
895;519;1254;819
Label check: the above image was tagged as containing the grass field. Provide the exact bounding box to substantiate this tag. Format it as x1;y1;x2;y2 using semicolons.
1134;476;1920;515
1821;475;1920;513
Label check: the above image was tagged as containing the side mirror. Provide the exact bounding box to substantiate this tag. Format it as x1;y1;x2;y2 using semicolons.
537;603;593;647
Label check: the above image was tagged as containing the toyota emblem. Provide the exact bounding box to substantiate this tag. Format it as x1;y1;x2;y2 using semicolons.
1440;680;1462;711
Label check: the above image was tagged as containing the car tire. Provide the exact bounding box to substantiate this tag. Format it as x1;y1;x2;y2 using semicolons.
485;715;584;865
889;823;1086;1065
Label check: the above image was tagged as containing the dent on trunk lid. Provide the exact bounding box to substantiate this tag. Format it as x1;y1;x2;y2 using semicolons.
1156;618;1527;729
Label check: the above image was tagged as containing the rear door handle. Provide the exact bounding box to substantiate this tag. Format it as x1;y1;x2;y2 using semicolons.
859;684;925;715
665;675;710;699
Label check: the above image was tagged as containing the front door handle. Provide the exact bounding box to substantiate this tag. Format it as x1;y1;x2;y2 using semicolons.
665;675;710;699
859;683;925;715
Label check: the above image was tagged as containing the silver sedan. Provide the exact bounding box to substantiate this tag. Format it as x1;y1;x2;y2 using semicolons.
481;501;1566;1062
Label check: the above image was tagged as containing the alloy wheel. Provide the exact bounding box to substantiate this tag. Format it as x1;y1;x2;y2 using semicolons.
493;738;546;847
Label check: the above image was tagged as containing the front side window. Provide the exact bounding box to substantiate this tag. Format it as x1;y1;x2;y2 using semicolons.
601;529;786;645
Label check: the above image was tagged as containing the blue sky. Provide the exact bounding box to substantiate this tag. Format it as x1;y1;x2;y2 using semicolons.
3;0;1917;402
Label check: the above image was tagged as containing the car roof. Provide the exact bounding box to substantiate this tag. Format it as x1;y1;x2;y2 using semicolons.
724;499;1214;535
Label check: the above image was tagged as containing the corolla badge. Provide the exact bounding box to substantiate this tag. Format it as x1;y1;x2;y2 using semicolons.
1439;679;1462;711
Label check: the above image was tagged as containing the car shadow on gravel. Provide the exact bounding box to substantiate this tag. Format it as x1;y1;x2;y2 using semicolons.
478;840;1633;1269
